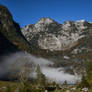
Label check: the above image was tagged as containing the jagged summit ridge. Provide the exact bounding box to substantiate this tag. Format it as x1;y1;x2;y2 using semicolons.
22;18;92;51
36;17;57;24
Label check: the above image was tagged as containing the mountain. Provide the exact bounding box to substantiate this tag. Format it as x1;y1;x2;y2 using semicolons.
0;4;31;56
22;18;92;55
0;4;92;79
21;18;92;75
1;4;91;57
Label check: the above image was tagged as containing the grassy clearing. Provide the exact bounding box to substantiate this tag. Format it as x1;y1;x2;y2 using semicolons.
0;81;18;92
0;81;90;92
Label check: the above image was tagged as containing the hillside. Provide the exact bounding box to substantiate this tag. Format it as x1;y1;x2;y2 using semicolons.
0;4;31;55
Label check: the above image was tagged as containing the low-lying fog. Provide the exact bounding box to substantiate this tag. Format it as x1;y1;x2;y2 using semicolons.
0;51;81;84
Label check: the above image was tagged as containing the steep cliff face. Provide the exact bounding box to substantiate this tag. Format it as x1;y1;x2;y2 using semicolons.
22;18;92;52
0;4;31;54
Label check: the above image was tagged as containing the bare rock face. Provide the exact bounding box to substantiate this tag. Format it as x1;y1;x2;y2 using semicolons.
22;18;92;52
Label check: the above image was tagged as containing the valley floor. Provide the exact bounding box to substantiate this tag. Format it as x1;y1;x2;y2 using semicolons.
0;81;91;92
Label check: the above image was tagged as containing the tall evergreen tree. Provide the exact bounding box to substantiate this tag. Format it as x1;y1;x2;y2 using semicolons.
36;65;46;86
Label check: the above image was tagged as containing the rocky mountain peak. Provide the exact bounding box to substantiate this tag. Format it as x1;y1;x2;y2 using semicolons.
62;21;75;30
36;17;57;25
75;20;89;30
22;18;92;52
34;17;59;32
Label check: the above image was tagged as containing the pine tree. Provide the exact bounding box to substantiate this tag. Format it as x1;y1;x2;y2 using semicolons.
80;75;89;88
36;64;46;86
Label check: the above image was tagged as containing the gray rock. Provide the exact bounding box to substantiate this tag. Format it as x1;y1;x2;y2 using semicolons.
21;18;92;52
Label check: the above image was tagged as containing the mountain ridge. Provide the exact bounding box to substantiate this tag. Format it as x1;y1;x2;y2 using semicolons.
22;17;92;54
